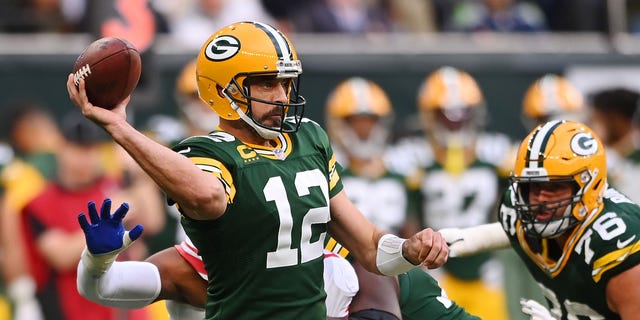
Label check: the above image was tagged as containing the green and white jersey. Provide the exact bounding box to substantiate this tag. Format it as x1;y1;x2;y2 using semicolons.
340;169;408;234
174;119;343;320
409;158;501;280
399;269;481;320
499;187;640;320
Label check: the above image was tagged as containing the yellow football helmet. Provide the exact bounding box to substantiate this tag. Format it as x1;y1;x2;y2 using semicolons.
176;59;219;133
325;77;393;159
522;74;584;131
510;120;607;238
196;21;305;139
417;66;486;147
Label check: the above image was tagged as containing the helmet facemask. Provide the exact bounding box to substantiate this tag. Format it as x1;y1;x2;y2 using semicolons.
224;72;305;139
336;114;391;160
510;174;587;239
425;106;484;147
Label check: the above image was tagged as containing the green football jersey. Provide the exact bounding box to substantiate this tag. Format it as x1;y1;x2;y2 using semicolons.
340;168;408;234
174;119;343;320
499;187;640;320
409;159;500;279
399;268;481;320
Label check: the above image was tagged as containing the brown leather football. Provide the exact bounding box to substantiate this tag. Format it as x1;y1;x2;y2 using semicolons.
72;37;141;109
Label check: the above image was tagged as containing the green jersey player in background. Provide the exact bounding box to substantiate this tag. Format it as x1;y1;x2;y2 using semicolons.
394;66;511;320
324;77;413;237
67;21;449;320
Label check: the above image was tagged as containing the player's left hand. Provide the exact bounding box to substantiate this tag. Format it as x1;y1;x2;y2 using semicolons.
520;298;556;320
403;228;448;269
77;198;143;275
78;198;143;255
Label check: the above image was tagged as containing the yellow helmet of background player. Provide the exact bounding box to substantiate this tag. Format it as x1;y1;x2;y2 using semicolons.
521;74;584;131
196;21;305;139
325;77;393;159
176;59;198;97
510;120;607;238
175;59;220;133
417;66;486;146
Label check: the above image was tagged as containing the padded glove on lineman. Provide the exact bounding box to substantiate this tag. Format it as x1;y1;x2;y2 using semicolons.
77;198;143;275
520;298;556;320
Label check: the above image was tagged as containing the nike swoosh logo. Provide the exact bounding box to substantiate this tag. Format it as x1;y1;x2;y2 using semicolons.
617;235;636;249
177;147;191;154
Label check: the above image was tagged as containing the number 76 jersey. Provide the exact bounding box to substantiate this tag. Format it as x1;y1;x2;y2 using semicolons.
499;187;640;320
173;119;343;320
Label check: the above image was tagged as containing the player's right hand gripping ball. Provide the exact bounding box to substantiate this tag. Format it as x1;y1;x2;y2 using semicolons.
72;37;141;109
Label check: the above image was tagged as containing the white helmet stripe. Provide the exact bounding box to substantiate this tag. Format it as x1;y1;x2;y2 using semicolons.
253;21;292;62
440;66;463;109
347;77;373;114
526;120;563;168
540;75;562;113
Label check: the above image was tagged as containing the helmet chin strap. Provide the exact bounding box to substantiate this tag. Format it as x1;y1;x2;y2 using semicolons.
229;100;280;140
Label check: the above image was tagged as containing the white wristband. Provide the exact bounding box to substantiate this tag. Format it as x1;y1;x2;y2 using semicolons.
81;247;119;276
376;234;416;276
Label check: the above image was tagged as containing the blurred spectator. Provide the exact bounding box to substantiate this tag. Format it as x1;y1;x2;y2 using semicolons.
533;0;607;32
588;87;640;202
0;0;75;32
0;102;62;320
0;0;169;34
589;88;640;159
159;0;274;50
18;112;164;320
628;0;640;33
0;140;19;320
445;0;547;32
380;0;438;32
265;0;392;33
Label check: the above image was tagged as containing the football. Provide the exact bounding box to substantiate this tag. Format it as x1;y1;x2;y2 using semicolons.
72;37;141;109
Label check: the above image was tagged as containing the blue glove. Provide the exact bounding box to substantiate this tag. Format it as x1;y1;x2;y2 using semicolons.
77;198;143;275
78;198;144;254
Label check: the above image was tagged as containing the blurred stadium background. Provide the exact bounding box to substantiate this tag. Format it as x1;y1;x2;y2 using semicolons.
1;0;639;141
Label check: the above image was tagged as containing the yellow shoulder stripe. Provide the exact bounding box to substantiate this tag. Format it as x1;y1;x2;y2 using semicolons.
325;237;350;258
329;155;340;191
188;157;235;203
592;239;640;283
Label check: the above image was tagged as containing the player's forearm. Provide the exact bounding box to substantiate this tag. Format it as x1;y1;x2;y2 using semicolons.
105;119;226;220
77;260;161;309
439;222;510;257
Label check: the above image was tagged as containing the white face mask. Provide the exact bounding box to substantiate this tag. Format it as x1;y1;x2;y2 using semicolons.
182;101;220;133
339;122;388;160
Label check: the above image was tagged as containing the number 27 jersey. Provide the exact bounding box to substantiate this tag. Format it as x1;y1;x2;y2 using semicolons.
174;119;343;320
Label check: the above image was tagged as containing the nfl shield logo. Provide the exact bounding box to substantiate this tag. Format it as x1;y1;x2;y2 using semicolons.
274;148;286;160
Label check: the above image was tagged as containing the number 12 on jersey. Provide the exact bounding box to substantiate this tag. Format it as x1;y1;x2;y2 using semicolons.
264;169;331;269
